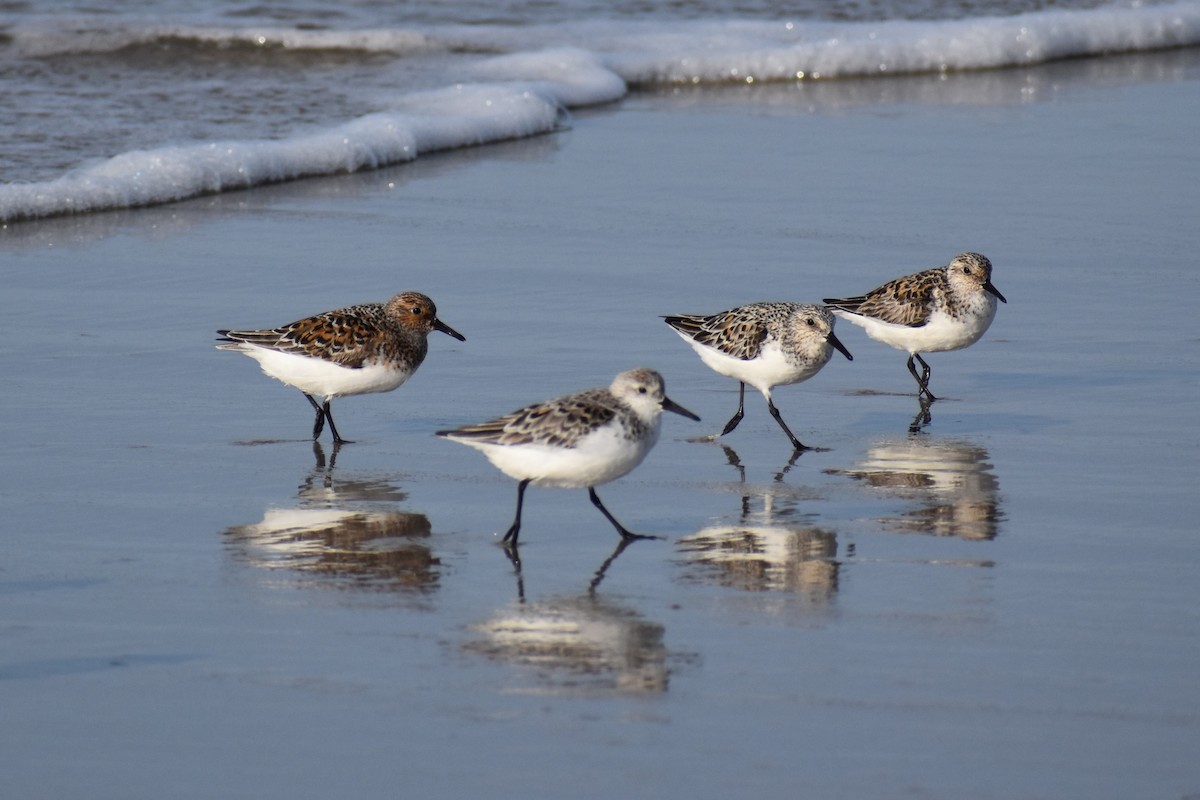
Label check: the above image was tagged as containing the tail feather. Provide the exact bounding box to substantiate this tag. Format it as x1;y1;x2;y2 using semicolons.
822;296;867;313
662;314;707;337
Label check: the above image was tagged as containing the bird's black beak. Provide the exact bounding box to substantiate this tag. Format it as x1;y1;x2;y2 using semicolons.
434;318;466;341
985;281;1007;304
827;330;854;361
662;395;700;421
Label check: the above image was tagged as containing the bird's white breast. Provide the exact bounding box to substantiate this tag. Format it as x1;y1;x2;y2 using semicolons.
231;344;412;399
833;295;997;355
454;421;660;489
684;335;822;395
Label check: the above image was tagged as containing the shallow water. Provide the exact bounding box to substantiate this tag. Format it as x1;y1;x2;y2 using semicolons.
5;1;1199;209
3;48;1199;799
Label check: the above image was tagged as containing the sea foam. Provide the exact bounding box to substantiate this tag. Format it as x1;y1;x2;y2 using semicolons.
0;85;564;221
3;2;1197;221
597;5;1200;83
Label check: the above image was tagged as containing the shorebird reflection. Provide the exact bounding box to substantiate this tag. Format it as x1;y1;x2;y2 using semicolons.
466;594;672;694
468;553;672;694
827;436;1002;541
222;444;439;593
466;538;684;693
677;445;840;604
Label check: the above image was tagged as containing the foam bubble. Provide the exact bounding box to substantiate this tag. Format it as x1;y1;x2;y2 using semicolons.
471;48;628;107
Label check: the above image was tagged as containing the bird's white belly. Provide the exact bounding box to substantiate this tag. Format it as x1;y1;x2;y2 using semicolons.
687;338;820;394
466;425;657;489
834;301;996;355
236;345;409;399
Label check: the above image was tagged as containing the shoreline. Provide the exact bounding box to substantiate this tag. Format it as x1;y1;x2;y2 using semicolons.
4;45;1198;225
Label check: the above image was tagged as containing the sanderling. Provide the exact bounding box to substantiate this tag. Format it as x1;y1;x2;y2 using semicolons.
217;291;465;444
823;252;1006;401
663;303;852;451
436;368;699;546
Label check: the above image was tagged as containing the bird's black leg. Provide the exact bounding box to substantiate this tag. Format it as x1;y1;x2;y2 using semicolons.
322;400;353;445
305;394;326;440
766;396;809;451
721;382;747;436
502;479;531;545
589;488;659;541
908;353;937;401
905;355;921;390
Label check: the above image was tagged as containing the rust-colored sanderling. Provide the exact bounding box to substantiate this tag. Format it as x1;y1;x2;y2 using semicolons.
823;252;1006;401
436;368;699;546
217;291;464;444
663;303;852;451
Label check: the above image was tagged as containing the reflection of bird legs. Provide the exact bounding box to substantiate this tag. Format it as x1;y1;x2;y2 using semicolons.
773;449;803;483
588;537;637;594
503;530;645;599
906;353;937;401
501;540;526;603
724;444;801;512
303;441;341;494
721;445;746;480
310;440;341;472
721;445;751;515
908;395;934;434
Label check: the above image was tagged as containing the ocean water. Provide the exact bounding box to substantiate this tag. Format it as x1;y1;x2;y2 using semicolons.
2;0;1199;218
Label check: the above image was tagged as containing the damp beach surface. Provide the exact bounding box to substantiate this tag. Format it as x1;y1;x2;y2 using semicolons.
4;49;1200;799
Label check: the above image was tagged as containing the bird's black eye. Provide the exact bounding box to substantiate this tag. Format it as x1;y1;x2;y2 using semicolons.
962;266;972;274
806;318;816;327
411;306;423;315
638;387;647;394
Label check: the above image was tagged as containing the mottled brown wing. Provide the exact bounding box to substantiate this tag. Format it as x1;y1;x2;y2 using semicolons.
825;268;942;328
438;389;618;448
219;304;387;367
664;311;768;361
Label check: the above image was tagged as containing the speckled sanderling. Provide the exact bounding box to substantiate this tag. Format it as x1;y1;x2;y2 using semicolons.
217;291;465;444
436;368;699;546
823;252;1006;401
663;303;852;451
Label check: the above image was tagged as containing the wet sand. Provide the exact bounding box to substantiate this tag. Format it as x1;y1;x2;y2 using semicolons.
3;50;1199;799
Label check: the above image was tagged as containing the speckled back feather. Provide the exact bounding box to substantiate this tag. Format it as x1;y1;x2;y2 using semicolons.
663;308;773;361
823;268;946;327
439;388;631;448
824;253;999;328
216;292;445;370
